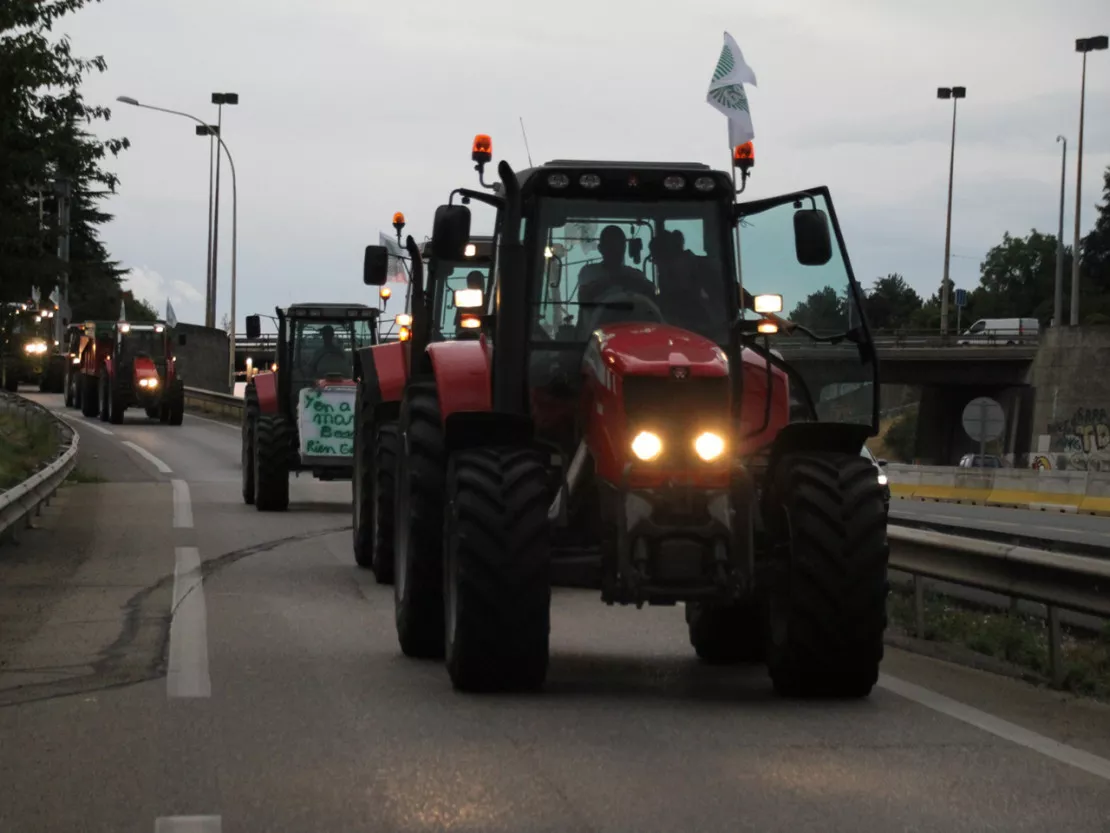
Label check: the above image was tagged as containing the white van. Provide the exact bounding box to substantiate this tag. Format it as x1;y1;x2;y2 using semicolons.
957;317;1039;345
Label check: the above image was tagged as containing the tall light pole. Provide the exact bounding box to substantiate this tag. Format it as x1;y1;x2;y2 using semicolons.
209;92;239;331
1071;36;1108;327
1055;135;1067;327
202;123;216;328
116;96;240;391
937;85;966;337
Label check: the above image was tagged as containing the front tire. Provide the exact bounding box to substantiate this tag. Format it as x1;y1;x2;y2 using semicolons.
241;415;256;505
393;382;447;659
765;452;889;698
371;422;400;584
254;414;290;512
352;387;375;569
81;375;98;417
444;446;551;692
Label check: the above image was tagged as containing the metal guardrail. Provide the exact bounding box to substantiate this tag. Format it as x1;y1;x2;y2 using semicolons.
868;328;1040;349
183;386;243;421
889;525;1110;688
0;392;79;544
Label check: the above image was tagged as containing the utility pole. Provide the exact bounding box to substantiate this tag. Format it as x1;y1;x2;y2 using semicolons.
54;179;72;345
937;85;966;337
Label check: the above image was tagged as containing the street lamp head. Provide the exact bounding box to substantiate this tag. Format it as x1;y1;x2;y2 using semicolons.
1057;134;1066;143
116;96;139;106
951;86;967;99
937;87;952;99
211;92;240;105
1076;35;1108;52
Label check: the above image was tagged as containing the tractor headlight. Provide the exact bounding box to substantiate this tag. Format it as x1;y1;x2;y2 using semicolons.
693;431;726;462
631;430;663;461
877;473;888;486
24;341;47;355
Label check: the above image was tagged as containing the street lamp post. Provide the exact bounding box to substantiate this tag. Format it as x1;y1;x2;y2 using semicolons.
209;92;239;332
1071;36;1108;327
1055;135;1067;327
116;96;240;391
937;85;966;337
202;124;216;328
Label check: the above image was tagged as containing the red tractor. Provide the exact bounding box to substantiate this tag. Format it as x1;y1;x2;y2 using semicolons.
241;303;381;511
353;218;494;581
72;320;115;417
97;320;187;425
366;135;889;697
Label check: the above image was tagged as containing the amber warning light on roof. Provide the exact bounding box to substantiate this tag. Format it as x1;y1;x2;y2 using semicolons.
472;134;492;164
733;142;754;170
392;212;405;228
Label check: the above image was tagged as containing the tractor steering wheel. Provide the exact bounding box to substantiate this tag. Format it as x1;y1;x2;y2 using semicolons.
578;284;666;335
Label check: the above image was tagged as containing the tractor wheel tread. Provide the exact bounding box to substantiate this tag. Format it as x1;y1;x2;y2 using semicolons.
767;452;889;698
254;414;290;512
371;422;400;583
445;445;551;692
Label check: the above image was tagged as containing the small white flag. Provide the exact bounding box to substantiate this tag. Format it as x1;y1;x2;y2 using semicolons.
31;286;41;305
49;287;59;306
706;31;758;147
166;299;178;328
119;299;127;321
378;231;410;283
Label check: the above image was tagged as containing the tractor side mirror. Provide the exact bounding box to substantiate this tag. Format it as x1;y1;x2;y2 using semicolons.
431;204;472;260
245;314;261;339
793;208;833;266
177;333;187;346
363;245;390;286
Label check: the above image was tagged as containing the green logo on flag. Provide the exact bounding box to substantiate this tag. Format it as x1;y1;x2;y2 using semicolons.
712;43;735;83
708;83;750;114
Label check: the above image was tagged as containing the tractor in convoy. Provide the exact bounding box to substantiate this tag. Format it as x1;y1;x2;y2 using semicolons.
71;320;116;417
1;301;55;392
241;303;381;512
95;319;187;425
360;134;888;698
352;213;494;581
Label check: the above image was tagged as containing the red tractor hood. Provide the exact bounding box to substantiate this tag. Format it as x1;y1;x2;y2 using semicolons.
593;323;729;379
133;355;160;382
314;377;356;388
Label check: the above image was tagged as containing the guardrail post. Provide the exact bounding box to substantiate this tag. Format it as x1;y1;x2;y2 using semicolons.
913;575;926;638
1047;605;1065;689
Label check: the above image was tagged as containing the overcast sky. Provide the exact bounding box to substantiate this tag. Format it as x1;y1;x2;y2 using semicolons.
63;0;1109;330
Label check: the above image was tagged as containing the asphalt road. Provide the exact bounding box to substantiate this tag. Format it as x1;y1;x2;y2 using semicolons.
2;390;1110;832
891;498;1110;550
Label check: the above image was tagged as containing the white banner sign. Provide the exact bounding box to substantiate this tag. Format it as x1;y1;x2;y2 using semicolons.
297;386;356;459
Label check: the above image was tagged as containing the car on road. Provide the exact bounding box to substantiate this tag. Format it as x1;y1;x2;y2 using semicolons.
958;453;1005;468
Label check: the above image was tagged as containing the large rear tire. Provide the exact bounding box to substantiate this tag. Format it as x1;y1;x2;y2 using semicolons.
254;414;290;512
393;381;447;659
167;385;184;426
108;382;125;424
686;600;765;664
371;422;400;584
241;417;256;505
81;375;98;417
64;371;75;408
444;446;551;692
765;452;889;698
97;370;110;422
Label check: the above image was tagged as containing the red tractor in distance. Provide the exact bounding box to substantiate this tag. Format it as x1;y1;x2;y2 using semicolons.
353;214;494;582
241;303;381;512
367;135;888;698
72;321;115;418
97;320;187;424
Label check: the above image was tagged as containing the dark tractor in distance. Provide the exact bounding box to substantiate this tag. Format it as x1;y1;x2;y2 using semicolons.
241;303;380;512
97;320;186;425
354;220;494;582
1;301;54;392
382;134;888;698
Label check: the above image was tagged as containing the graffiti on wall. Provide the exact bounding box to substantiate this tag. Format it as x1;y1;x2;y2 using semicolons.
1046;406;1110;470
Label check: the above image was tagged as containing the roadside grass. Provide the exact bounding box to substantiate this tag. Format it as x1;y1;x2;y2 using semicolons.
65;466;105;484
0;410;57;490
888;585;1110;701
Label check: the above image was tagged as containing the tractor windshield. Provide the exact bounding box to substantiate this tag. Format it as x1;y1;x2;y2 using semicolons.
735;188;877;428
290;319;373;382
120;328;166;361
430;259;492;340
530;198;733;346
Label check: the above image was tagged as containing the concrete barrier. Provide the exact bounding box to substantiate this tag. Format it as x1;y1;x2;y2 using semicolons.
885;463;1110;516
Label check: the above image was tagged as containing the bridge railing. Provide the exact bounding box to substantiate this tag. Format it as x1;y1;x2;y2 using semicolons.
867;328;1040;348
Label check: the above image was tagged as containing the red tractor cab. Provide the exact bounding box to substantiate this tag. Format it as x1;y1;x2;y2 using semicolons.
241;303;381;511
352;218;495;580
380;135;888;698
97;320;186;425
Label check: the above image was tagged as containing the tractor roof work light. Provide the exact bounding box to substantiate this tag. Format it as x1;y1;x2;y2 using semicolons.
459;313;482;329
757;319;779;335
753;293;783;314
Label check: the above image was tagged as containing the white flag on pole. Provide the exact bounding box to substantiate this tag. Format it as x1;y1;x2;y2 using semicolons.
706;31;758;147
166;299;178;328
31;286;41;305
119;299;127;321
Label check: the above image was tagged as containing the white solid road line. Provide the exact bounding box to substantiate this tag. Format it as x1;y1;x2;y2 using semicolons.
154;816;221;832
185;412;238;430
879;673;1110;782
167;547;211;698
58;413;114;436
122;441;173;474
172;479;193;529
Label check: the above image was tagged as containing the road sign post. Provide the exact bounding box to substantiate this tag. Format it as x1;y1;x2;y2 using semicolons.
961;396;1005;466
954;288;968;336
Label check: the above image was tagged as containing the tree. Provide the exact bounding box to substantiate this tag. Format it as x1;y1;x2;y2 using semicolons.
972;230;1065;325
1081;165;1110;295
862;273;921;331
0;0;129;314
789;286;845;332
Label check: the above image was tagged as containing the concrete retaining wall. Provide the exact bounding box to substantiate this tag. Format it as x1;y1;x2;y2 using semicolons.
176;323;231;394
887;463;1110;515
